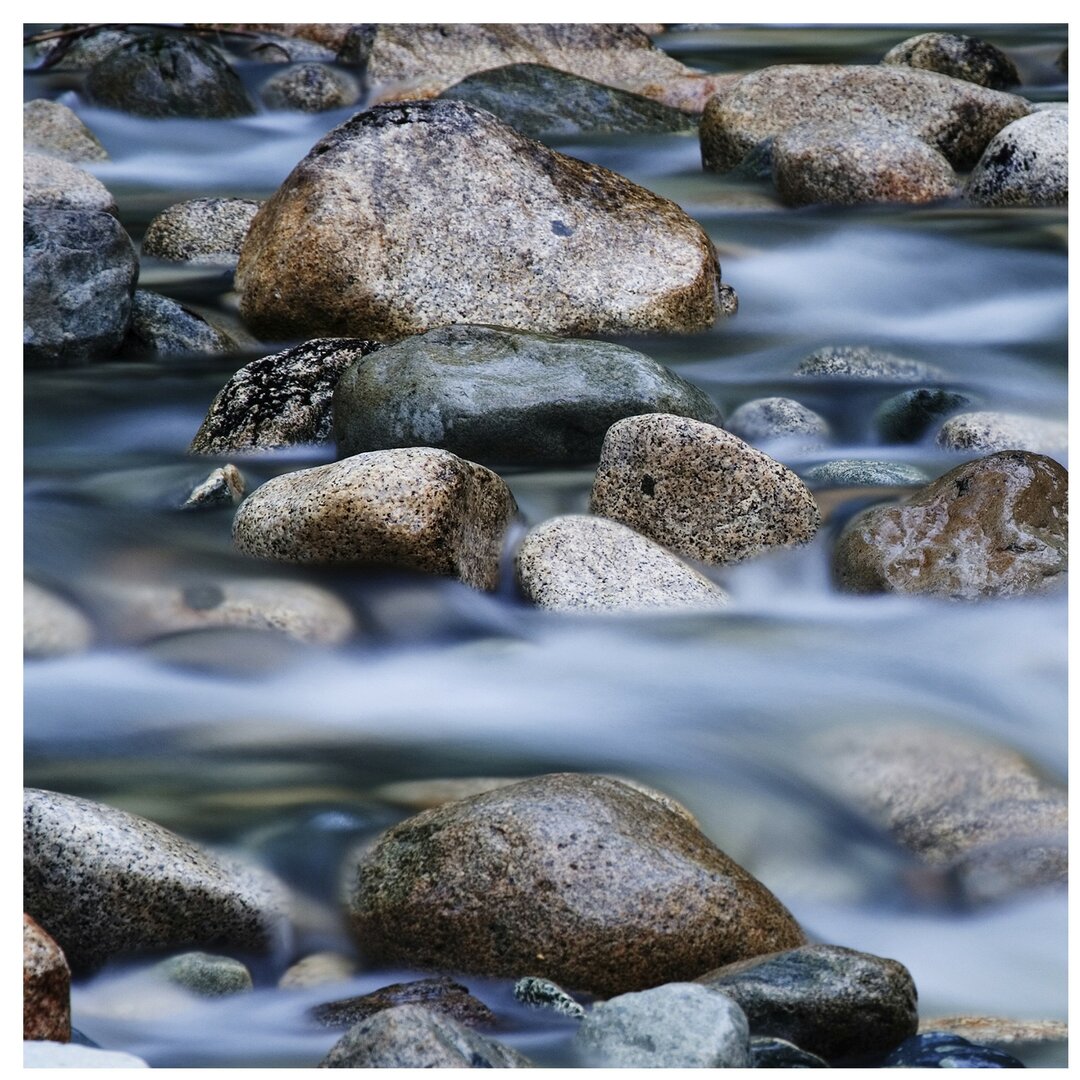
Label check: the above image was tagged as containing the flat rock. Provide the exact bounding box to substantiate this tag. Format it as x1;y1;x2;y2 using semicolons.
24;582;93;658
23;100;107;162
124;290;235;358
232;449;518;591
143;198;261;266
965;110;1068;208
312;977;495;1029
833;451;1068;599
260;63;360;112
590;413;821;567
514;514;730;613
23;152;115;214
803;460;929;488
795;345;944;381
235;101;727;341
332;324;719;467
24;915;70;1042
875;388;975;443
345;773;805;996
937;410;1067;454
24;1042;149;1068
279;951;358;990
725;396;830;446
573;982;751;1067
697;944;918;1065
24;787;290;973
882;33;1020;89
154;951;253;996
191;339;382;454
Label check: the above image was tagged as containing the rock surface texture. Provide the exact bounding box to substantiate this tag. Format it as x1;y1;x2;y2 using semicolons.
24;914;71;1042
795;345;944;381
882;33;1020;89
965;110;1068;208
143;198;261;265
725;396;830;445
23;153;116;214
23;99;108;161
260;63;360;112
936;410;1068;454
312;977;495;1029
236;101;726;340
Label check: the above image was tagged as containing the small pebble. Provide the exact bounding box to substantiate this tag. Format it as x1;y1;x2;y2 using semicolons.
513;976;587;1019
23;152;116;214
142;197;261;266
181;465;246;510
154;951;253;996
260;63;360;112
965;110;1068;208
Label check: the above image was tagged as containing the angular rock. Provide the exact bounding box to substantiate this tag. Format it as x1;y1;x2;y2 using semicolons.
23;152;115;214
154;951;253;996
24;1042;149;1068
803;460;928;488
590;414;821;567
937;410;1067;454
124;290;235;358
23;99;108;162
833;451;1067;598
795;345;944;381
312;977;495;1029
24;582;93;658
697;944;918;1065
875;388;974;443
260;63;360;112
24;209;137;366
181;465;246;510
883;1032;1026;1068
279;952;358;989
751;1036;829;1067
24;787;290;973
236;101;727;341
143;198;261;266
332;324;719;467
346;773;806;996
773;120;957;206
701;64;1030;172
515;514;730;613
86;33;255;118
882;33;1020;90
24;915;70;1042
513;976;586;1019
319;1004;530;1068
574;983;751;1067
725;396;830;446
191;339;381;455
232;449;518;591
965;110;1068;208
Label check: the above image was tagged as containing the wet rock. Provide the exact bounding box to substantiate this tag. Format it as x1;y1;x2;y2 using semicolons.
515;514;729;613
332;324;719;467
795;346;944;382
882;33;1020;90
260;63;360;112
883;1031;1025;1068
875;388;974;443
86;33;255;118
23;99;107;162
27;26;137;71
918;1016;1067;1047
574;982;751;1067
279;952;358;989
965;110;1068;208
191;339;381;454
513;976;586;1019
181;464;246;510
143;198;261;266
440;62;697;137
24;915;70;1042
236;101;726;341
23;787;290;973
23;152;114;214
345;773;805;996
24;209;137;367
24;582;93;658
751;1036;829;1067
232;449;518;591
725;396;830;446
590;414;820;567
803;460;929;488
23;1042;149;1068
936;410;1067;454
312;977;495;1029
833;451;1067;598
154;951;253;996
124;290;235;358
698;944;918;1065
773;120;957;206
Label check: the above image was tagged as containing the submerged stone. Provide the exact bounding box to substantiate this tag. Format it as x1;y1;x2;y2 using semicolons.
875;388;975;443
154;952;253;996
795;346;944;382
725;396;830;446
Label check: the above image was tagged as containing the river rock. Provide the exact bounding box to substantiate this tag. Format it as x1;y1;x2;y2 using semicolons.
230;31;339;63
260;63;360;112
143;198;261;266
312;977;495;1029
23;787;290;973
882;33;1020;89
279;952;358;989
124;290;235;358
725;396;830;446
772;120;957;206
574;983;751;1067
332;324;719;466
883;1031;1026;1068
23;152;115;214
918;1016;1068;1047
701;64;1030;172
232;449;518;591
590;414;821;567
154;951;253;996
875;388;975;443
27;26;137;71
936;410;1068;454
181;465;246;510
191;339;381;454
24;581;93;658
514;514;730;613
751;1036;829;1067
513;977;587;1019
795;345;944;381
24;915;70;1042
804;460;929;488
345;773;805;996
440;62;697;137
24;209;137;367
24;1042;149;1068
235;101;726;341
23;99;107;162
86;33;255;118
697;944;918;1065
833;451;1067;598
965;110;1068;208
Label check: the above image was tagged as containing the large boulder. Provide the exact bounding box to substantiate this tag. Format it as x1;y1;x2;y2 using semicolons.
964;110;1068;208
235;101;727;341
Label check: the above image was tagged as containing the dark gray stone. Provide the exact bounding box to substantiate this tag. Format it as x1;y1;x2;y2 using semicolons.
23;1042;149;1068
311;977;495;1029
260;63;360;112
154;952;253;996
882;33;1020;90
965;111;1068;208
795;346;943;382
751;1036;829;1067
883;1031;1025;1068
874;388;974;443
143;198;261;266
124;291;235;358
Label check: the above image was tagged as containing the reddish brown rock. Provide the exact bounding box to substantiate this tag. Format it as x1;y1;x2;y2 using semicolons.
24;914;71;1042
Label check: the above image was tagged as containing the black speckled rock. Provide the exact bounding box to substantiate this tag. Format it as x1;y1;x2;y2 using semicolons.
260;63;360;112
513;977;586;1019
725;397;830;446
795;346;944;382
882;33;1020;90
124;291;235;358
143;198;261;266
154;952;253;996
697;944;918;1065
875;388;975;443
751;1036;829;1067
883;1031;1026;1068
23;788;290;974
311;977;495;1029
965;111;1068;208
23;99;108;162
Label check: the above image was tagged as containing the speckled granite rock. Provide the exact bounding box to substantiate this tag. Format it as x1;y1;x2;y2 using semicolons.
875;388;974;442
590;414;820;567
24;1042;149;1068
882;33;1020;89
191;339;382;454
23;100;107;162
697;944;918;1065
233;449;518;591
936;410;1067;454
312;977;495;1029
143;198;260;267
23;788;290;973
332;324;719;466
346;773;805;996
154;952;253;996
883;1031;1026;1068
513;977;587;1019
236;101;727;341
965;110;1068;208
319;1004;531;1068
515;514;729;613
181;465;246;510
803;460;929;488
574;983;751;1067
24;915;70;1042
725;397;830;446
23;152;115;214
124;290;235;358
751;1036;829;1067
701;64;1030;172
279;952;358;989
795;346;944;382
260;63;360;111
834;451;1067;598
24;582;93;658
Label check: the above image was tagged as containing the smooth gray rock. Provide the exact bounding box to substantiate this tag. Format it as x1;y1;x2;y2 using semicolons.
874;388;974;443
124;290;235;358
513;977;586;1019
181;465;246;509
260;63;360;111
803;460;929;488
23;152;115;213
23;788;290;973
24;1041;149;1068
725;396;830;446
936;410;1068;454
24;582;93;658
795;345;944;382
142;198;261;266
154;951;253;996
332;324;719;466
23;100;108;162
882;33;1020;89
24;209;137;367
574;982;751;1067
965;110;1068;208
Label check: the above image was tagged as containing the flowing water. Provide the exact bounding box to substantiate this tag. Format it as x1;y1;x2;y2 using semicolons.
24;24;1068;1067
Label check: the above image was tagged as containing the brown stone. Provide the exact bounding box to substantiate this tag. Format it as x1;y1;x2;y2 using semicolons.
918;1016;1068;1046
311;977;495;1029
24;915;71;1042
